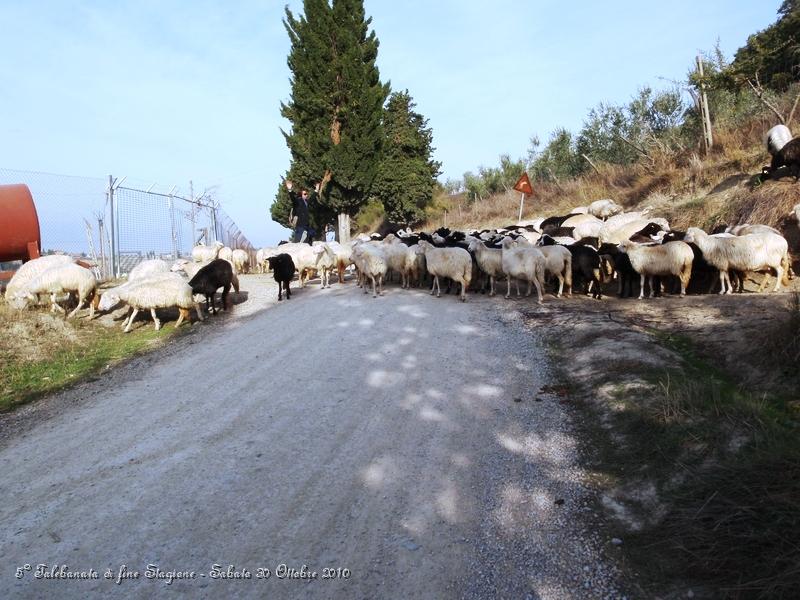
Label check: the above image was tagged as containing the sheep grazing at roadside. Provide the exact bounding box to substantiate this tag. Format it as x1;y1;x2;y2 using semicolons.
381;234;415;288
4;254;74;301
534;243;573;297
103;273;204;331
351;243;388;298
600;218;670;245
588;199;623;220
762;136;800;181
468;238;504;296
188;258;234;314
621;240;694;299
684;227;789;294
128;259;170;282
568;244;604;299
416;240;472;301
499;237;546;304
266;253;296;301
10;263;99;318
231;249;250;273
191;240;224;263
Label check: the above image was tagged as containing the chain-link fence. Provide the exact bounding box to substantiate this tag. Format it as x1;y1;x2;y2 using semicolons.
0;168;255;279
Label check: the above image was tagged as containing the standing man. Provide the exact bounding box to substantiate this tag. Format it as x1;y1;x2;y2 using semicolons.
285;180;318;243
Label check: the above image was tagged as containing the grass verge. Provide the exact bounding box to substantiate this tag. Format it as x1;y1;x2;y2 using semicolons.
0;303;185;412
543;302;800;598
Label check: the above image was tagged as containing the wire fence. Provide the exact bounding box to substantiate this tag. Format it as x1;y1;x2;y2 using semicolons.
0;168;254;279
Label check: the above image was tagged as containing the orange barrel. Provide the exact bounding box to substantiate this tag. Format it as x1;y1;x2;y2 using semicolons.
0;184;41;262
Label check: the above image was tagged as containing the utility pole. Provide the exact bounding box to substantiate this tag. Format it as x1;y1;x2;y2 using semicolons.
696;55;713;154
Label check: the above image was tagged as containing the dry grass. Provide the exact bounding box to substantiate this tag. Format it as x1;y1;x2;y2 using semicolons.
0;300;177;411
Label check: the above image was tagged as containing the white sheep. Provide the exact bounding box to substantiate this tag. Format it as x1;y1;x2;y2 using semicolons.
231;249;250;274
621;240;694;299
109;273;204;332
569;206;589;214
588;199;623;219
600;218;670;245
684;227;789;294
351;243;387;297
467;239;504;296
535;244;573;297
382;234;417;288
727;224;780;237
765;124;793;155
311;243;337;288
562;214;603;240
500;237;545;304
128;259;170;282
416;240;472;301
218;246;233;262
191;241;224;263
11;263;99;318
4;254;74;302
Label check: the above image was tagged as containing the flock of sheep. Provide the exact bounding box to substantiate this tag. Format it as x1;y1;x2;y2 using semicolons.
258;196;795;308
3;154;799;331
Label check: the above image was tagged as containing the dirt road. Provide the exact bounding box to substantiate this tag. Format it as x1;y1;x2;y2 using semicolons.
0;280;623;599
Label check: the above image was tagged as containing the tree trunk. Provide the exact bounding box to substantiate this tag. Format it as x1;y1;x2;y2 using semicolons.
338;212;351;243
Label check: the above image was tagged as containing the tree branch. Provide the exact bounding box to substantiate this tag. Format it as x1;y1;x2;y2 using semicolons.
786;90;800;129
582;154;602;175
746;76;786;124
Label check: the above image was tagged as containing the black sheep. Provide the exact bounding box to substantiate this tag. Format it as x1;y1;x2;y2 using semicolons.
762;137;800;181
266;253;296;301
567;244;604;299
188;258;233;314
540;215;572;235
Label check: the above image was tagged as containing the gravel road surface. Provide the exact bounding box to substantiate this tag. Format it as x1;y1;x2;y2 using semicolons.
0;278;624;599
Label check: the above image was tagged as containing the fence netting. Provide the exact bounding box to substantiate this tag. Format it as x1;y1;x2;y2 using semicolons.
0;168;255;279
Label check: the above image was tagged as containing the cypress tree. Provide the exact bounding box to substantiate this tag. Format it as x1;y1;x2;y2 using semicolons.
275;0;389;241
372;91;441;226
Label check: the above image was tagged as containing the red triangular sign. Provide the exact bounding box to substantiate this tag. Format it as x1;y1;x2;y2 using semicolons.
513;172;533;194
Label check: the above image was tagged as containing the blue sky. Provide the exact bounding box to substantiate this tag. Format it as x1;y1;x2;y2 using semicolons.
0;1;782;246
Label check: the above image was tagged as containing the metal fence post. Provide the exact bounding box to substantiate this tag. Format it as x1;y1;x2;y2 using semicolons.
211;205;219;243
108;175;117;278
168;192;178;259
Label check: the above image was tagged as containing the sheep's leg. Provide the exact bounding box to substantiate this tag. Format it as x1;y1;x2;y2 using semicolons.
175;307;188;328
68;297;86;319
533;276;544;305
638;274;646;300
430;276;436;295
555;274;564;298
435;276;442;298
149;308;161;331
378;274;384;296
489;275;495;297
371;275;378;298
525;279;532;297
505;276;512;299
460;280;467;302
516;279;521;297
51;292;67;314
773;266;783;293
194;302;204;321
124;309;139;333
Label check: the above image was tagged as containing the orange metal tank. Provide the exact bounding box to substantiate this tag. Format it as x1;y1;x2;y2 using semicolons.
0;183;41;262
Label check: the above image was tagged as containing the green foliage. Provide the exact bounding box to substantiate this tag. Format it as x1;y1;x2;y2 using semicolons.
372;91;441;225
726;0;800;91
463;155;526;202
529;128;583;182
274;0;390;227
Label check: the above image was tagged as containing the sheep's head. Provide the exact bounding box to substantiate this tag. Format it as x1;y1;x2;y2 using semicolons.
8;291;34;310
683;227;704;244
98;291;120;312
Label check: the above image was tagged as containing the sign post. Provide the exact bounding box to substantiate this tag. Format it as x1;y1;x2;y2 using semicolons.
512;173;533;222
